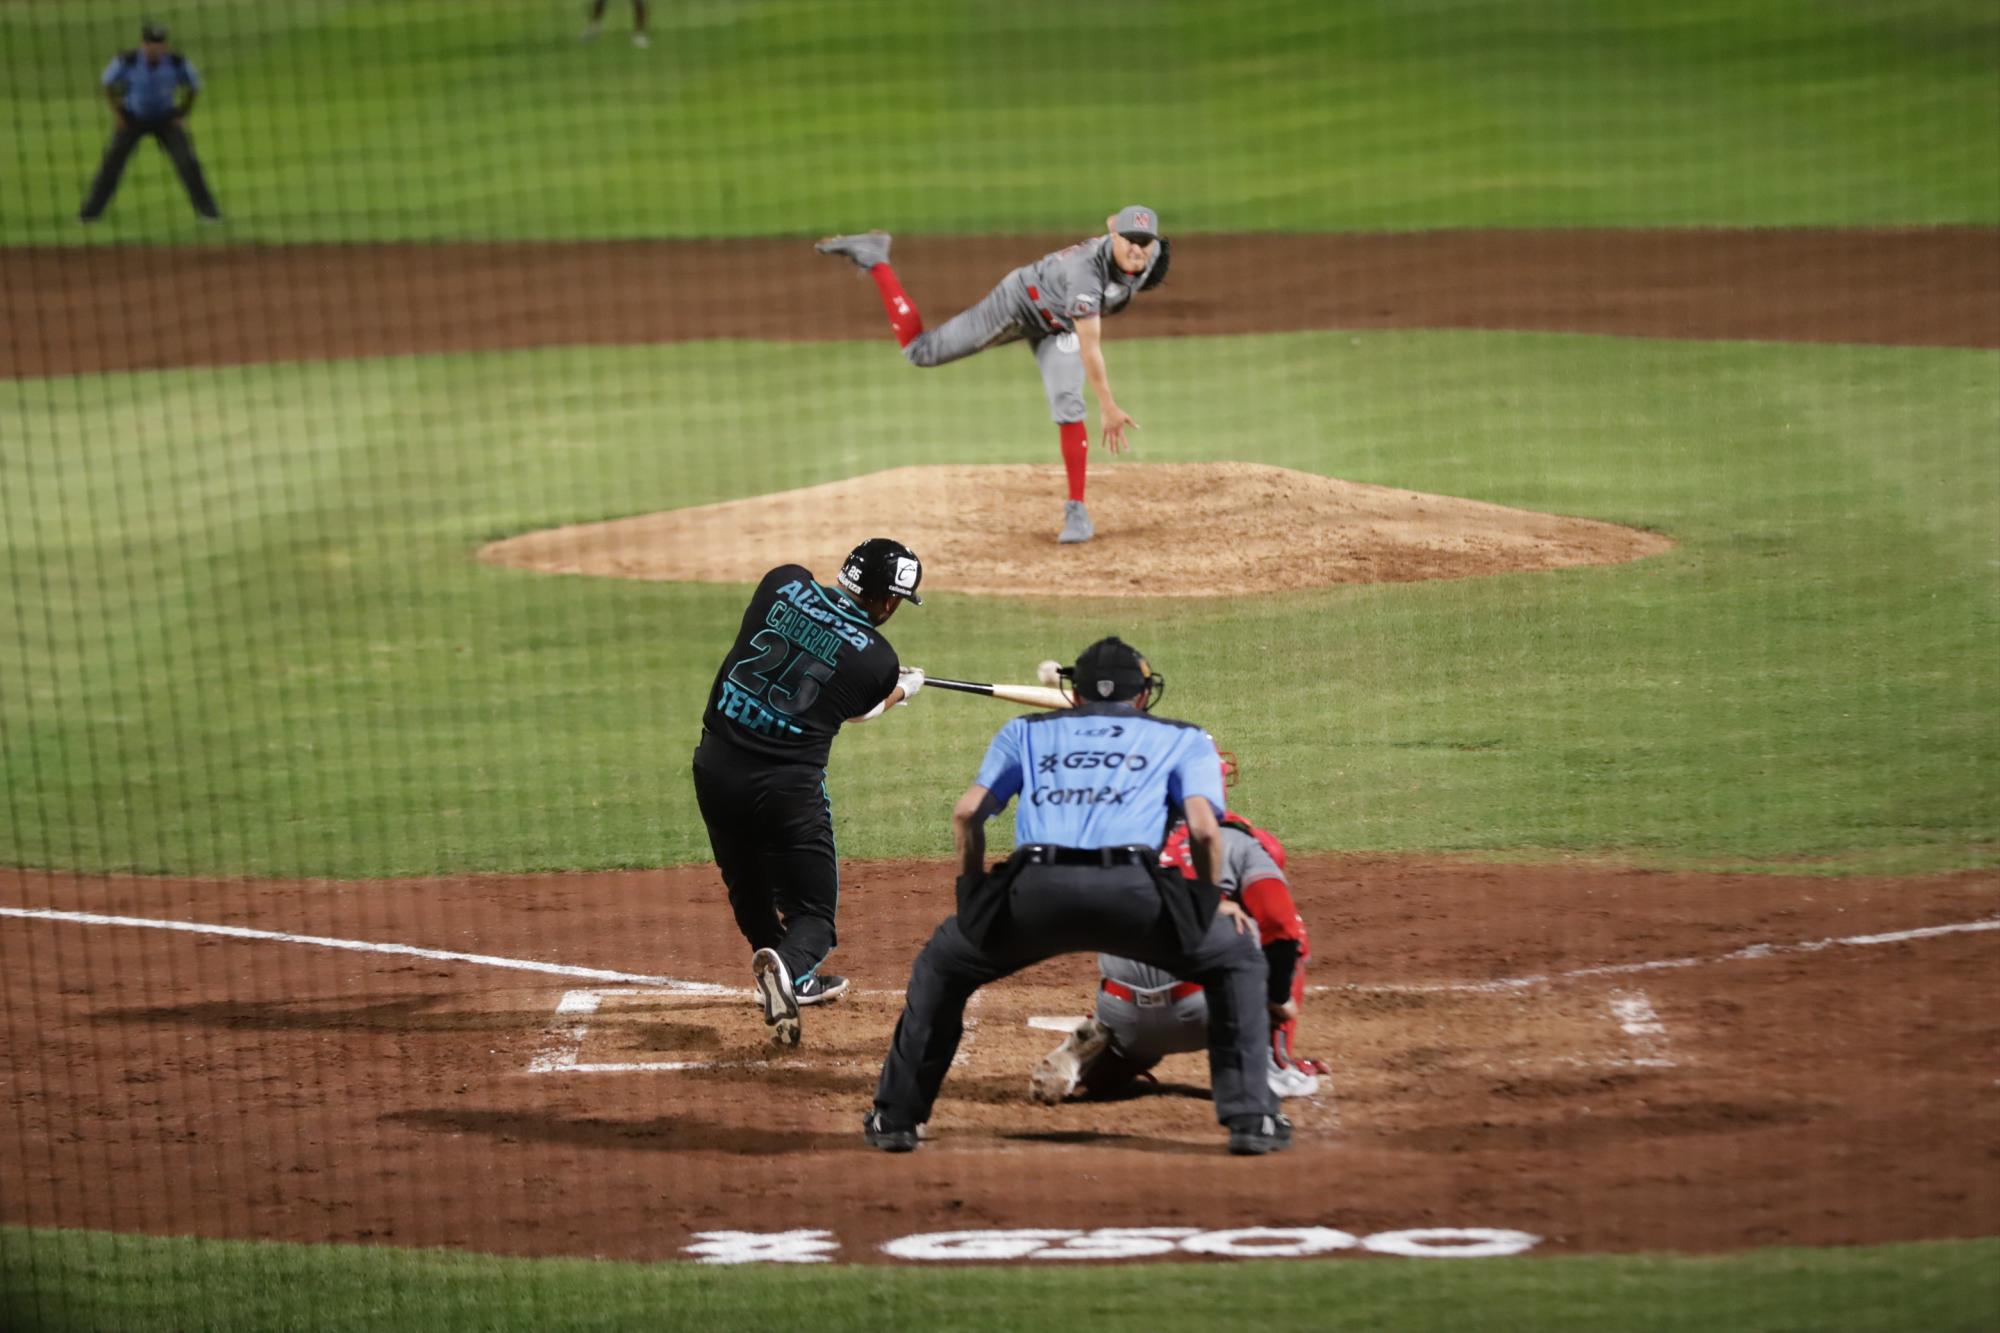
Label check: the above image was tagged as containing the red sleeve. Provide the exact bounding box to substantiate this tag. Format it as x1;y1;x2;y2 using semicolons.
1240;877;1306;950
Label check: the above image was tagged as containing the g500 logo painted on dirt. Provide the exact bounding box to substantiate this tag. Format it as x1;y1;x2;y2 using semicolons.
683;1224;1540;1264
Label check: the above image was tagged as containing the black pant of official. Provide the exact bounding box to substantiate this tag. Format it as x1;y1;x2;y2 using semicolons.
873;858;1279;1129
690;732;839;982
80;117;220;220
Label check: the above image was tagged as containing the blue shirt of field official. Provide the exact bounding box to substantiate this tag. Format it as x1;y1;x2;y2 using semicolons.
103;45;201;123
78;22;222;224
869;636;1284;1156
973;703;1225;850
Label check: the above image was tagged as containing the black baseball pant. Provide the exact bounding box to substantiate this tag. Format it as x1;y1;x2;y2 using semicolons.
872;854;1279;1128
690;730;840;982
81;117;220;220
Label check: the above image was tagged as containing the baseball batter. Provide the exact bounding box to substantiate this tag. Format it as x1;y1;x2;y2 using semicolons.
815;207;1170;544
1031;803;1331;1103
691;538;926;1048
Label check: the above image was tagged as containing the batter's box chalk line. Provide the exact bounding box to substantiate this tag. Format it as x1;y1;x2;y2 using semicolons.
1602;988;1676;1068
529;986;826;1074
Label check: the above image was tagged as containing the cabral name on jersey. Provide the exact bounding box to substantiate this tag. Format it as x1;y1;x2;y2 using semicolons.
773;580;874;651
764;598;847;666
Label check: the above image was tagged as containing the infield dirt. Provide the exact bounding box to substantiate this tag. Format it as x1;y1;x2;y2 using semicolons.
3;227;1995;381
1;859;1994;1262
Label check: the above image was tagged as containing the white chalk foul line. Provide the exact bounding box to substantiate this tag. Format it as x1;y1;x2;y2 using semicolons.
0;906;728;994
11;904;1993;1011
1318;915;2000;996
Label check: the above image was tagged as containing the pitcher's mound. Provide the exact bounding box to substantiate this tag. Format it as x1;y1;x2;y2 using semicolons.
478;463;1672;598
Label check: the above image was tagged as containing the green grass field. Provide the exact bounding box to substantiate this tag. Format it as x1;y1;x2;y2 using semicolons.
3;0;1996;242
4;1228;1998;1333
4;1;1997;1328
1;332;1994;877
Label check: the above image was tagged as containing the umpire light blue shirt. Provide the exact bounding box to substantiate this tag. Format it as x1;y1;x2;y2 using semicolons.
103;51;200;121
974;703;1226;850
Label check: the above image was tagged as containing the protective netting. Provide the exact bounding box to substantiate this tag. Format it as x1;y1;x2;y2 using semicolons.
1;2;1995;1321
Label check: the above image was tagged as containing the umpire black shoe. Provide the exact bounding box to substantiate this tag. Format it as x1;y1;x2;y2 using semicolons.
862;1110;920;1153
793;972;849;1007
1226;1111;1293;1156
751;948;800;1049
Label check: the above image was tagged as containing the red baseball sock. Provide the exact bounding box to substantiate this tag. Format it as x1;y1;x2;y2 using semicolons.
869;264;923;348
1059;421;1089;501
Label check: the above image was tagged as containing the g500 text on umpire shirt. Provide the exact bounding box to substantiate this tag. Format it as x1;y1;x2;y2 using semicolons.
974;705;1226;850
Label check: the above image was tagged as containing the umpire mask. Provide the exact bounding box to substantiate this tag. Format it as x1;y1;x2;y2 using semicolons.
1066;636;1166;710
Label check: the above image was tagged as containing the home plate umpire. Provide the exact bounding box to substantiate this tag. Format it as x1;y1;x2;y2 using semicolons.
863;636;1289;1156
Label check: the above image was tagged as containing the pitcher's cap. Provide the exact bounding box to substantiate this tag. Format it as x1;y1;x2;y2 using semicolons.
1112;205;1160;242
141;21;170;42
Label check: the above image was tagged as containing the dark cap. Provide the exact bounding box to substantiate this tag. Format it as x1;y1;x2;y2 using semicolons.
1072;636;1151;702
1111;204;1160;243
838;536;923;606
140;21;169;42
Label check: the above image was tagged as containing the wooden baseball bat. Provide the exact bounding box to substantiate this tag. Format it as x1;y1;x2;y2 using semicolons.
924;676;1074;711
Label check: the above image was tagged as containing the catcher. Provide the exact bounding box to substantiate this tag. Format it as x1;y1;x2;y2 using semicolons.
1031;753;1331;1104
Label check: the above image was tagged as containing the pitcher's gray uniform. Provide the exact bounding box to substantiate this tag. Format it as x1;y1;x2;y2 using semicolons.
1083;825;1291;1091
814;208;1169;545
903;235;1159;426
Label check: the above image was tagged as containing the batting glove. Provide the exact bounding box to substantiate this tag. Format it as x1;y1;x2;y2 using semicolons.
897;667;925;704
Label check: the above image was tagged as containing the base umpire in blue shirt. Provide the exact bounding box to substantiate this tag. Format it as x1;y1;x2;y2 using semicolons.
864;637;1290;1156
79;21;221;223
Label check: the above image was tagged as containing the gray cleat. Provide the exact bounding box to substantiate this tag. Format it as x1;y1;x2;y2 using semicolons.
752;948;801;1048
815;230;893;272
1057;499;1095;544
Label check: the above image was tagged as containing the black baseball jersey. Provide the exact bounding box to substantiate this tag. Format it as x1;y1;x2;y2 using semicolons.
700;565;901;766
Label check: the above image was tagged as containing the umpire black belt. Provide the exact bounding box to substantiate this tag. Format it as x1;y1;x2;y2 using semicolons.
1015;844;1157;868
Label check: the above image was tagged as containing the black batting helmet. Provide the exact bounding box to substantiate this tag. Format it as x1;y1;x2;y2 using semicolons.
838;537;923;606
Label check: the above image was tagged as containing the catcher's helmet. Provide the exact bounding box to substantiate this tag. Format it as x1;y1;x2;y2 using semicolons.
1064;636;1165;709
838;537;923;606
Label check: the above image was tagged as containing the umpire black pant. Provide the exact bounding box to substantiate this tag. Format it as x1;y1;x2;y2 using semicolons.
690;730;840;981
80;117;220;220
872;854;1279;1128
